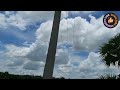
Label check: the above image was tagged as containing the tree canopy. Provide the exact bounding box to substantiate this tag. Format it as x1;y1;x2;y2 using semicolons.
99;33;120;67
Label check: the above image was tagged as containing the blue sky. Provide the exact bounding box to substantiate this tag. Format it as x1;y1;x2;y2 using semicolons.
0;11;120;79
0;22;37;47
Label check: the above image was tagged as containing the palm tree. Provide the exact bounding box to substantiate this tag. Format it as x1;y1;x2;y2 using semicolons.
99;33;120;67
99;33;120;79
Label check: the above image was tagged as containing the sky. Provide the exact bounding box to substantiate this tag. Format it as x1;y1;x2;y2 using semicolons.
0;11;120;79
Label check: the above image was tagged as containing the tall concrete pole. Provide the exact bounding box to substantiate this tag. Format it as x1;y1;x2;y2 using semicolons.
43;11;61;79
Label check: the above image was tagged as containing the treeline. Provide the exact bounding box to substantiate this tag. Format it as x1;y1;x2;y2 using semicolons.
1;71;120;79
0;72;65;79
0;72;42;79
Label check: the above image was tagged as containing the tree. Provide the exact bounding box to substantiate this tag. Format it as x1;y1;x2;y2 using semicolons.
99;33;120;79
99;33;120;67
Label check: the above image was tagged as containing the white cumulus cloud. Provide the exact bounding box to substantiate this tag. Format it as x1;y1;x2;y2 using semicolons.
1;11;120;78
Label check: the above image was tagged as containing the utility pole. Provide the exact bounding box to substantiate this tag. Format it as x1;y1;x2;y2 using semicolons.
43;11;61;79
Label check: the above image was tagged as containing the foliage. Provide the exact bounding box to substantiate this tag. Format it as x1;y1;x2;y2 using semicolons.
0;72;66;79
98;74;120;79
99;33;120;67
0;72;43;79
98;74;117;79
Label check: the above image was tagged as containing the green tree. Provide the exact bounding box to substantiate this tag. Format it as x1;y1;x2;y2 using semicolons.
99;33;120;79
99;33;120;67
